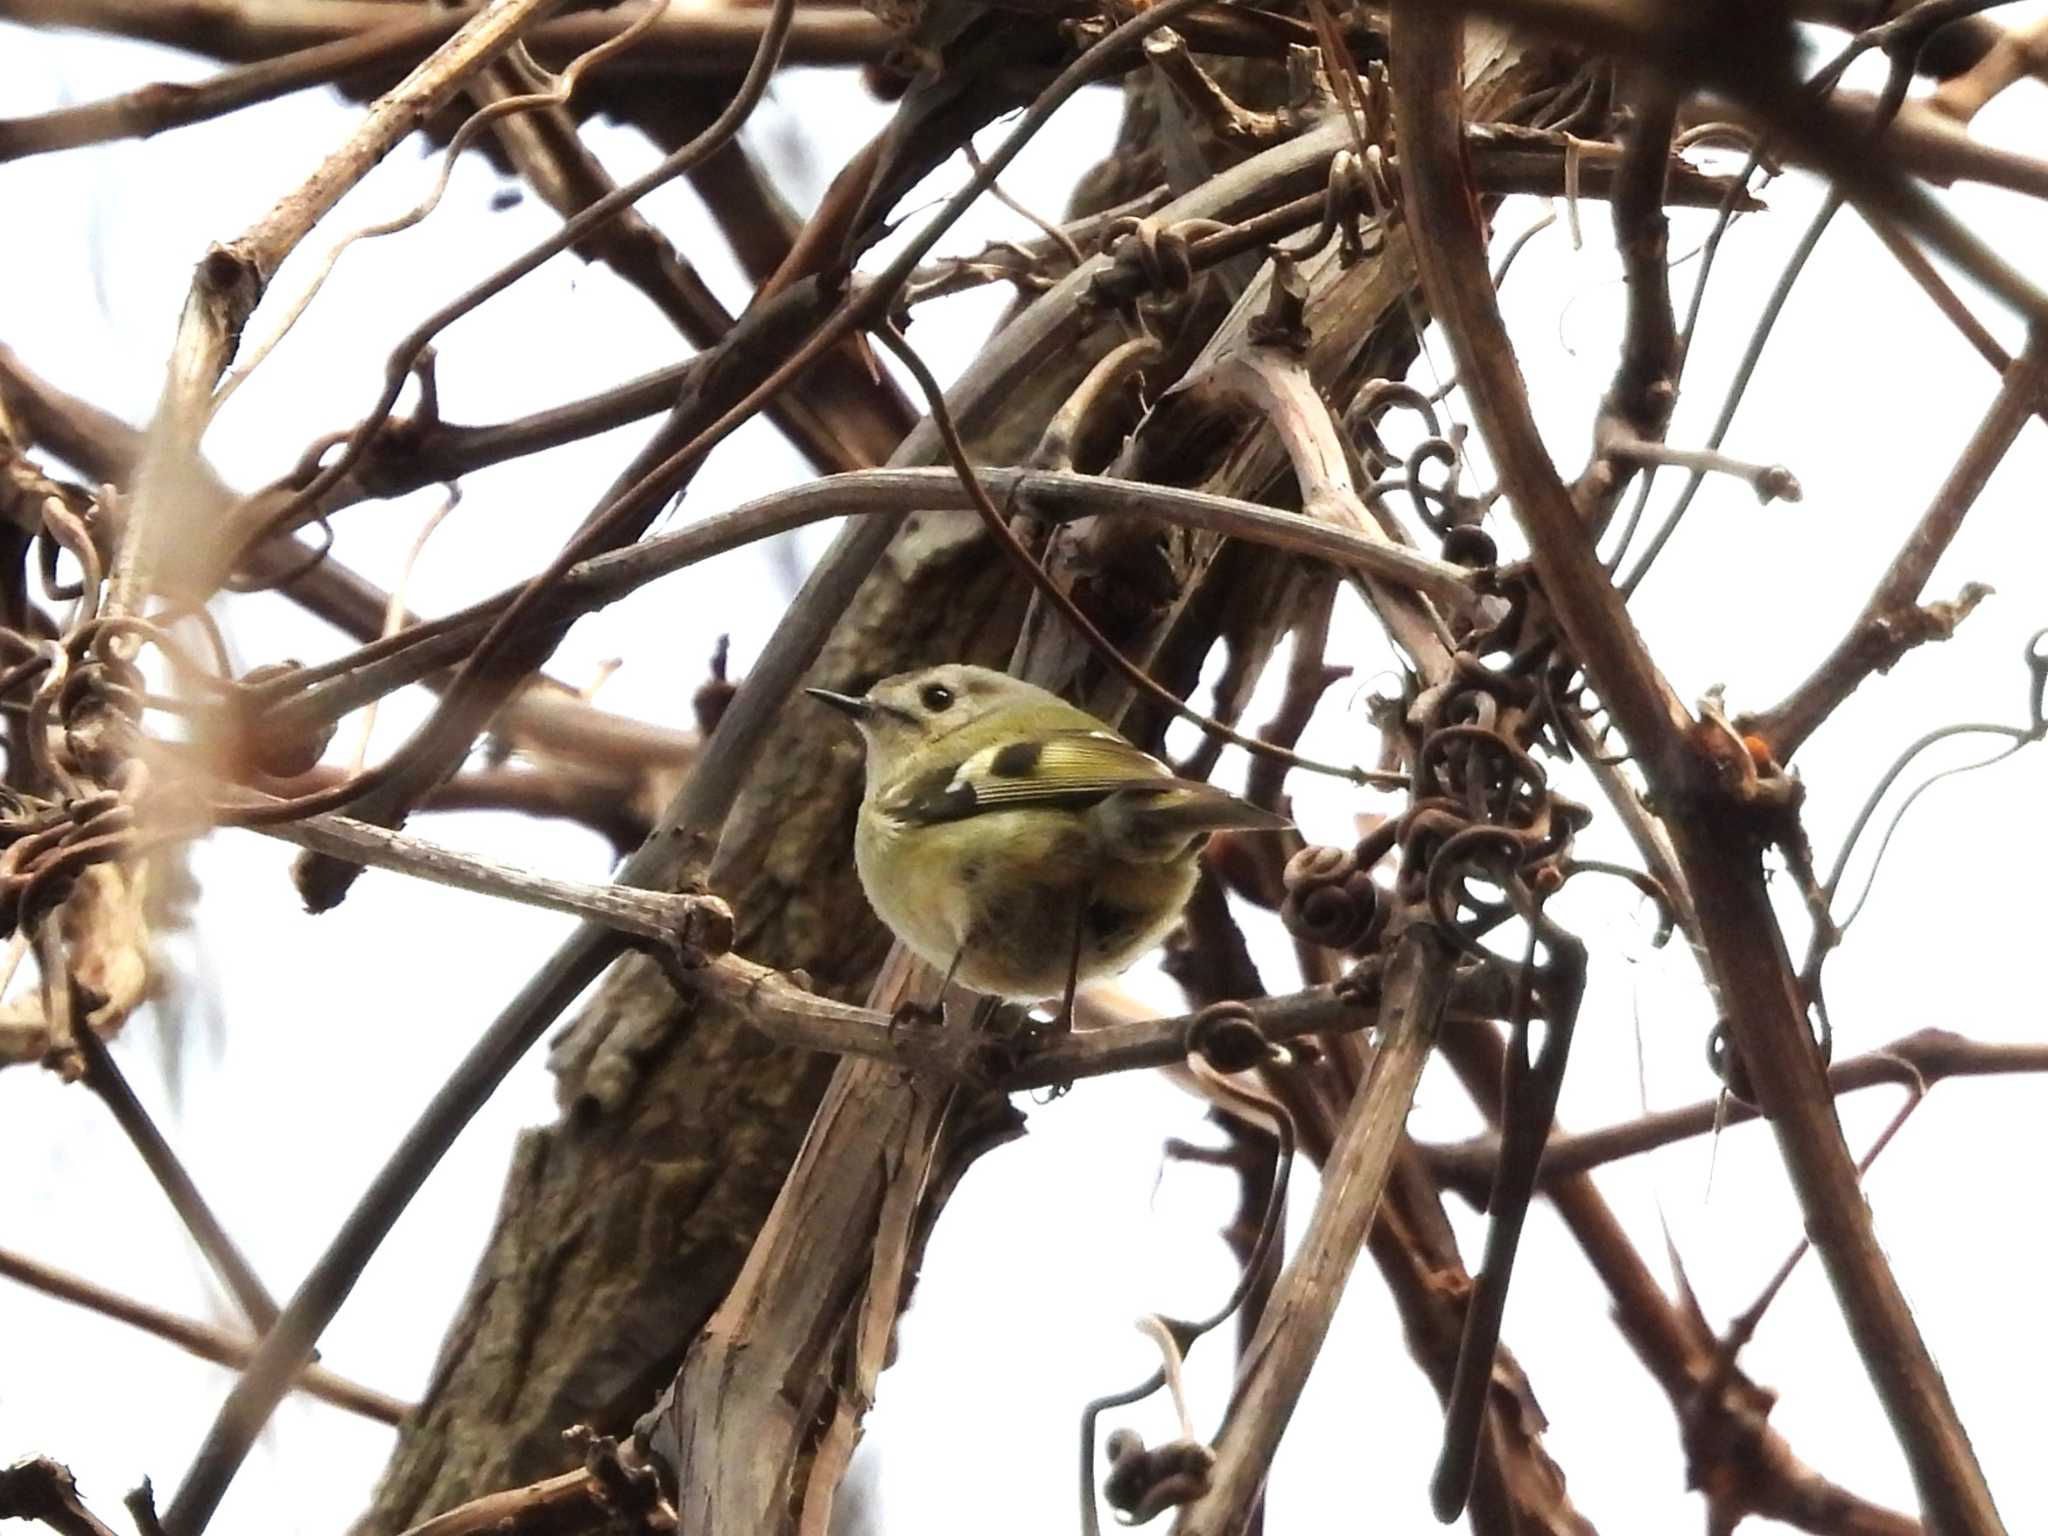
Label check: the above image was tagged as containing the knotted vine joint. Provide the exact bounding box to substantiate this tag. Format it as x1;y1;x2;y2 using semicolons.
1183;1000;1279;1074
1102;1430;1215;1526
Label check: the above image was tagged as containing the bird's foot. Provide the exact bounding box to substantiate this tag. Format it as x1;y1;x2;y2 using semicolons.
887;999;945;1036
1008;1003;1073;1055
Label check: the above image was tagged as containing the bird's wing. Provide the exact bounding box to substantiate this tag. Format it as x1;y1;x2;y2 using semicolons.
883;730;1287;834
880;729;1167;824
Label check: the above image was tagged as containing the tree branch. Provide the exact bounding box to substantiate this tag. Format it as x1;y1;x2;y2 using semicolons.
202;791;736;957
388;1464;660;1536
1576;71;1680;532
1427;1025;2048;1190
253;465;1481;745
71;1023;284;1334
0;2;890;80
0;1459;122;1536
0;342;701;790
1742;336;2047;762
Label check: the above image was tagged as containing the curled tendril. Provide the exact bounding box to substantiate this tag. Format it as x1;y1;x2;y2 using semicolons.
1439;525;1497;569
1705;1019;1759;1107
1087;217;1226;314
1405;436;1463;535
1424;824;1529;958
1824;625;2048;938
0;778;142;939
71;616;233;696
37;494;102;616
1416;723;1552;833
1559;857;1678;948
143;604;235;682
1273;148;1394;265
1347;379;1442;473
24;641;78;799
1278;842;1385;952
1282;873;1380;952
1398;677;1592;1519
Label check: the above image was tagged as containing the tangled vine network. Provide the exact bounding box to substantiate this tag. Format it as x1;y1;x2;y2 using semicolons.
2;2;2047;1536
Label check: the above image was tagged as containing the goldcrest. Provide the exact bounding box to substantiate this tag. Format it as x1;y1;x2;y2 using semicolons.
807;664;1291;1003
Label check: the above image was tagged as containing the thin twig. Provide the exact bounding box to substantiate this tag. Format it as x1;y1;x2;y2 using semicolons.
0;1244;408;1425
221;0;1365;846
0;341;699;783
1454;0;2048;325
0;2;890;84
210;0;679;413
1437;1021;1920;1536
71;1024;285;1336
1577;71;1680;534
386;1468;632;1536
877;325;1412;788
0;14;456;163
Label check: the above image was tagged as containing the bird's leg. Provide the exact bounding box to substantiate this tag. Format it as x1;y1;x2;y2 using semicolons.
1052;886;1091;1036
888;941;965;1035
1007;899;1089;1101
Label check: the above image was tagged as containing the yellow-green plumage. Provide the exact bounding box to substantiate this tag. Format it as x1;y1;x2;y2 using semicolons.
808;664;1291;1002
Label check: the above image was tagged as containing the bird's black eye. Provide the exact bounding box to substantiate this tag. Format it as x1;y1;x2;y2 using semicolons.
919;682;955;712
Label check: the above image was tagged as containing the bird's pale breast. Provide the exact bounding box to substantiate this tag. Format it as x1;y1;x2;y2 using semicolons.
855;805;1197;1000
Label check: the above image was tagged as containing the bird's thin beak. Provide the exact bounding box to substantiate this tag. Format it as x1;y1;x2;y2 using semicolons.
804;686;873;721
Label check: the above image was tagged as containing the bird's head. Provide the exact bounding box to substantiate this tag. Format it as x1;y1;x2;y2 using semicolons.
805;663;1055;777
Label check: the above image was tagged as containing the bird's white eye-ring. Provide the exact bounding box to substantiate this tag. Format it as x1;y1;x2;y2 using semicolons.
919;682;955;712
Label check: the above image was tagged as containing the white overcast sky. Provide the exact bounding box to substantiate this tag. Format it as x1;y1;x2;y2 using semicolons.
1;15;2045;1536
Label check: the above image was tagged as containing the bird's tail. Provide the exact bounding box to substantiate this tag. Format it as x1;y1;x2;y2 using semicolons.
1101;781;1291;858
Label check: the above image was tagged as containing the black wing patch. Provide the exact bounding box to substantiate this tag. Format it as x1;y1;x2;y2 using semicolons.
883;760;981;825
989;740;1043;777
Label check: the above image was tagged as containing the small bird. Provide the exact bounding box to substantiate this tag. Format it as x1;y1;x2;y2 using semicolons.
807;664;1291;1014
